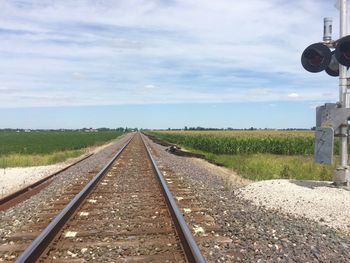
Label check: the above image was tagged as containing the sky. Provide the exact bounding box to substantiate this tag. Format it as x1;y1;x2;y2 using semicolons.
0;0;345;129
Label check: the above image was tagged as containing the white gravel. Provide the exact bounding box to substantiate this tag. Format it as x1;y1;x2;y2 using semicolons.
237;179;350;233
0;140;118;198
0;164;67;198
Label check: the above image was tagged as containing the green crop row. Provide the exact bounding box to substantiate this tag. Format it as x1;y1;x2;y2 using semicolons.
148;131;316;155
0;130;124;155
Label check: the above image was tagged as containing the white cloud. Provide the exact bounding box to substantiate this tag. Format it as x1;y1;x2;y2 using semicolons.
288;92;300;98
246;88;273;96
144;84;157;90
0;0;340;108
72;72;85;80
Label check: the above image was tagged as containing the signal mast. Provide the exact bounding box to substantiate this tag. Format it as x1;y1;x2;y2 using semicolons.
301;0;350;186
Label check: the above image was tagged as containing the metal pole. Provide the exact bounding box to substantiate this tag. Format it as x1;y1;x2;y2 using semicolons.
339;0;348;107
335;0;350;185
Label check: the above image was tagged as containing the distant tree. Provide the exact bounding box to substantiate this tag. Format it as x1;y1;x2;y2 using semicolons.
97;127;110;131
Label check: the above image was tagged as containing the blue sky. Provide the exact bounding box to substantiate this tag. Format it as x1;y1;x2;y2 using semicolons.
0;0;344;129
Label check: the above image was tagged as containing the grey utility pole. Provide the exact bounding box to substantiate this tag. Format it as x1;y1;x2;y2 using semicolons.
334;0;350;185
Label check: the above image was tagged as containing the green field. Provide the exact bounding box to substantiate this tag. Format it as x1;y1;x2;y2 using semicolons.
0;130;124;168
146;130;334;181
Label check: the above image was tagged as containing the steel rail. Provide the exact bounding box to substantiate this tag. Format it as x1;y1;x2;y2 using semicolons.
0;153;94;211
15;135;134;263
141;134;207;263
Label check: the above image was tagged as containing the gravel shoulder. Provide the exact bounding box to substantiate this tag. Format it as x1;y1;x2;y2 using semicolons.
145;135;350;262
237;179;350;234
0;140;119;198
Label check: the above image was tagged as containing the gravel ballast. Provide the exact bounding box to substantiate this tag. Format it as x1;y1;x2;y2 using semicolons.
144;135;350;262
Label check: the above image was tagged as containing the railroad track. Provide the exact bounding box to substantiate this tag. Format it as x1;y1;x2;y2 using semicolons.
11;133;205;262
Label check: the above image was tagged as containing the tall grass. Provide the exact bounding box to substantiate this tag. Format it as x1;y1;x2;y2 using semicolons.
0;150;83;168
200;151;333;181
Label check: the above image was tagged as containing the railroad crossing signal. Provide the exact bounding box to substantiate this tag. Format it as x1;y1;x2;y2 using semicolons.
301;35;350;76
301;27;350;166
301;0;350;186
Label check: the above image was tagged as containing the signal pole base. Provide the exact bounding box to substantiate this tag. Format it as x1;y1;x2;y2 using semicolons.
333;166;350;186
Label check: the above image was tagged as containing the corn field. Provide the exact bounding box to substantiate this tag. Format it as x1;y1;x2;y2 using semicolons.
147;130;318;155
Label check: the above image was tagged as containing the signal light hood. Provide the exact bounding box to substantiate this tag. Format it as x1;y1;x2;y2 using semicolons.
335;35;350;67
301;43;332;73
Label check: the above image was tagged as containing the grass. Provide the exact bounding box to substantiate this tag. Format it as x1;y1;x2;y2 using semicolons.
0;130;124;168
0;150;83;168
192;149;334;181
146;130;335;181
